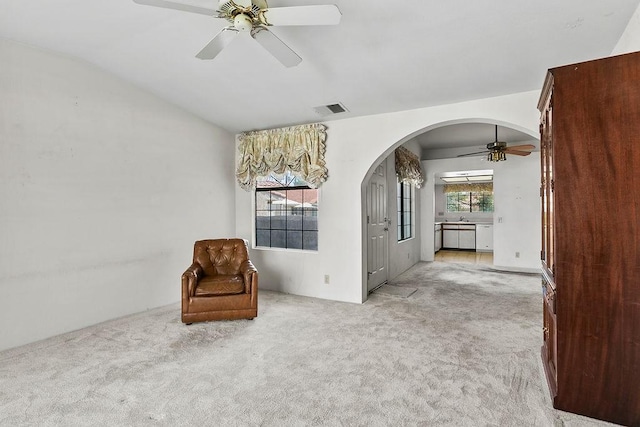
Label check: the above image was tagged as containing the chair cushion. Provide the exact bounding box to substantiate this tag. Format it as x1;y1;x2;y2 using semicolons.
194;275;245;297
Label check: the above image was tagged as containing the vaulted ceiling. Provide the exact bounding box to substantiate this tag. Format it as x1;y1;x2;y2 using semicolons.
1;0;638;135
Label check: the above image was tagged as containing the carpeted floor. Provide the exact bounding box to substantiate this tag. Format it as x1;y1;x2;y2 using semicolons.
0;261;616;426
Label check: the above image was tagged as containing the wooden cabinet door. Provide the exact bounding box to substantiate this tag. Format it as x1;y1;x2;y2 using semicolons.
542;276;557;395
540;97;555;275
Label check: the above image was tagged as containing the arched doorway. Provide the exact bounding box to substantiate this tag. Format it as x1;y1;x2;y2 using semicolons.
361;119;539;301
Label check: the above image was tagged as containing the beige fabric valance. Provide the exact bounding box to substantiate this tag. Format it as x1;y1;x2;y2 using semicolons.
444;182;493;193
395;146;424;188
236;123;328;191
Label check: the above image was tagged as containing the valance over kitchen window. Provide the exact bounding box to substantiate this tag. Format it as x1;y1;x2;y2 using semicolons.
395;146;424;188
236;123;328;191
444;182;493;193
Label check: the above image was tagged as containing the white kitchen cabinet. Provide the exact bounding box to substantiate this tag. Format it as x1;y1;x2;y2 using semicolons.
475;224;493;251
442;225;459;248
458;225;476;249
434;224;442;252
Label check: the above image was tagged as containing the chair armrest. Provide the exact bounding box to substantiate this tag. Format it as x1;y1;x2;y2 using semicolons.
182;262;203;298
239;260;258;293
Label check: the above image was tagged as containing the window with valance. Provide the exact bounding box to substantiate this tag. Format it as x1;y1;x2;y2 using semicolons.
444;183;494;212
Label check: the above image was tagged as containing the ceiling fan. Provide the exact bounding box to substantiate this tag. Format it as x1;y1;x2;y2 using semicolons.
457;125;535;162
132;0;341;67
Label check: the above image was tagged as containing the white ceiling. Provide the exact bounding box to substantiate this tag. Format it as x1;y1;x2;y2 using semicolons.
1;0;638;136
415;123;535;152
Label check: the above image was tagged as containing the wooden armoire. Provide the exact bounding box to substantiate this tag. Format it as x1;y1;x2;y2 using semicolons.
538;51;640;426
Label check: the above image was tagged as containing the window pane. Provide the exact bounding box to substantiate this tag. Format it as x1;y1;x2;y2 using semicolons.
302;216;318;231
446;193;461;212
459;193;470;211
255;191;272;211
303;231;318;251
256;229;270;247
256;211;271;230
287;214;303;231
404;212;411;226
484;193;494;211
270;215;286;230
287;231;303;249
270;230;286;249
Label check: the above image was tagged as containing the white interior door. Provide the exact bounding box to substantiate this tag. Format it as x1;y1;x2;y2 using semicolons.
367;162;389;292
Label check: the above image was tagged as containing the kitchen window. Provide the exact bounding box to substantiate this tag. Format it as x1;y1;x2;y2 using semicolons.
446;191;494;213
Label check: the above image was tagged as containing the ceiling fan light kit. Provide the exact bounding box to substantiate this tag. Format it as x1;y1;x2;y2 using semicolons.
487;150;507;162
133;0;342;67
233;13;254;32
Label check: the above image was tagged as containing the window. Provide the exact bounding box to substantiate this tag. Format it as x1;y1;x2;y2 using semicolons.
255;172;318;251
446;191;494;212
397;180;413;241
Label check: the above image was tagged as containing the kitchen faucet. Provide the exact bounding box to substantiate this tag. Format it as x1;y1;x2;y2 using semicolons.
459;216;465;221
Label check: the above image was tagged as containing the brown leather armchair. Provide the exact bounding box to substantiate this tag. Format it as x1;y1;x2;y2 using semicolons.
181;239;258;323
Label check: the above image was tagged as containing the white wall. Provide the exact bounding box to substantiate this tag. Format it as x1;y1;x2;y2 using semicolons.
235;91;541;304
0;40;236;351
492;153;541;270
612;2;640;54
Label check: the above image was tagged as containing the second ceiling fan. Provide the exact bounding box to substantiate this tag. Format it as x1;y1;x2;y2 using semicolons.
457;125;535;162
133;0;341;67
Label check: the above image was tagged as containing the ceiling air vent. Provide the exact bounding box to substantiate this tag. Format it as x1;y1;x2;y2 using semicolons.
313;102;348;117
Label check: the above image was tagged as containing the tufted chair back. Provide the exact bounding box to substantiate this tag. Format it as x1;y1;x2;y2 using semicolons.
193;238;249;276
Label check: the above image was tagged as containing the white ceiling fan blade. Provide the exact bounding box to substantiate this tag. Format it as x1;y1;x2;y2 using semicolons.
196;27;239;60
262;5;341;26
133;0;216;15
251;27;302;67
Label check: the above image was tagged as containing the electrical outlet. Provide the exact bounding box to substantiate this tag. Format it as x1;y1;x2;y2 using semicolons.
515;252;520;258
324;275;330;284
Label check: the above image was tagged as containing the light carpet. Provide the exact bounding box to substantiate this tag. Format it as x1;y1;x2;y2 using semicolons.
0;261;616;426
371;284;417;298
